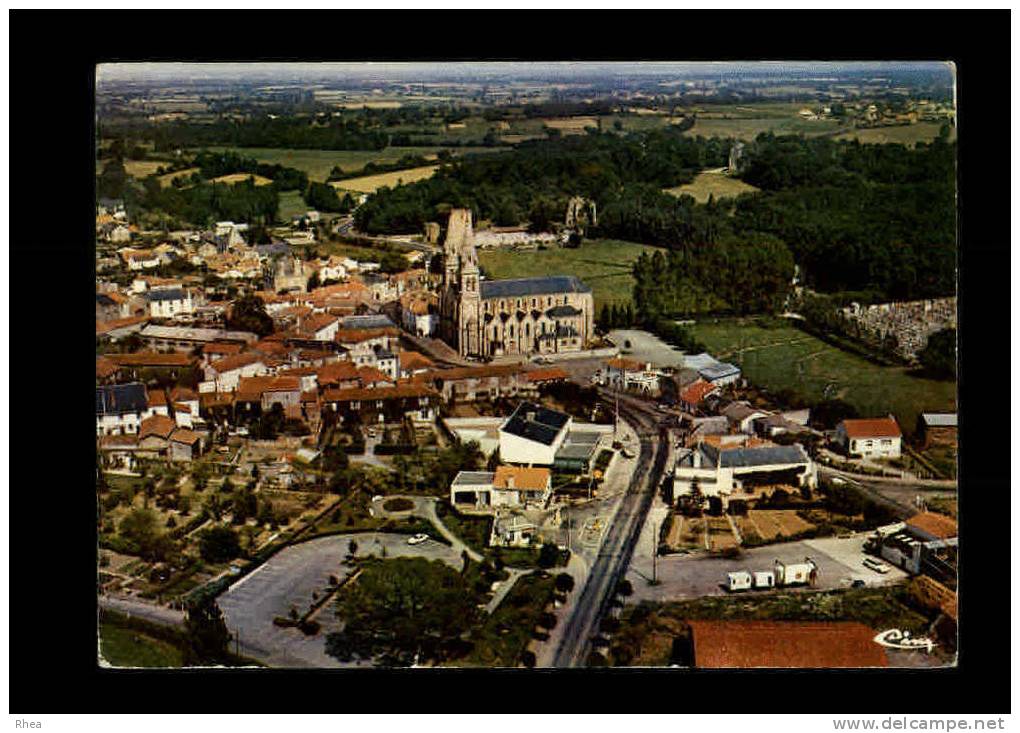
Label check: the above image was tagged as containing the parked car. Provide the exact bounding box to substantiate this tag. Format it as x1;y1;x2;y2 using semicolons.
407;533;429;546
851;579;866;588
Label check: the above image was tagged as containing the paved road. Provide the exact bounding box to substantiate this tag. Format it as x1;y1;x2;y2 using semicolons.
551;393;672;667
626;534;908;603
484;568;534;614
606;329;688;369
99;594;185;628
218;532;464;668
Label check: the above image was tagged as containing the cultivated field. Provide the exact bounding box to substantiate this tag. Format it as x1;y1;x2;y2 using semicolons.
543;116;599;133
665;168;760;203
737;510;816;543
688;319;957;434
835;122;956;146
157;167;200;187
210;173;273;186
198;146;494;182
97;160;167;178
686;116;844;140
330;165;439;193
478;238;658;312
706;516;739;551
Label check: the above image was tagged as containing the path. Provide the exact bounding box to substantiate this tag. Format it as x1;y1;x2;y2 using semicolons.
371;494;483;562
99;594;185;628
484;568;533;614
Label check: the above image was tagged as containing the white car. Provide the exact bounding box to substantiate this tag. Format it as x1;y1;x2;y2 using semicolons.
407;533;429;546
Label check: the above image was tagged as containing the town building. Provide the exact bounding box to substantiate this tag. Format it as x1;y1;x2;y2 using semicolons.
499;401;573;467
602;358;661;395
674;435;816;508
96;383;149;436
835;416;902;459
139;325;258;352
322;383;439;425
438;209;594;358
449;465;553;512
875;512;958;581
143;287;194;319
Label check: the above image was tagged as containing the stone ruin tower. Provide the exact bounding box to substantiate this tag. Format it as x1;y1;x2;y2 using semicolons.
565;196;597;233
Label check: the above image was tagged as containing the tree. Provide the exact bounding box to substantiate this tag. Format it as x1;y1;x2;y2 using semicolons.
537;542;560;569
226;294;274;337
324;557;479;666
917;327;956;379
118;508;173;562
521;650;537;668
198;526;241;563
810;399;859;430
183;596;231;665
555;572;575;594
538;612;558;630
616;579;633;597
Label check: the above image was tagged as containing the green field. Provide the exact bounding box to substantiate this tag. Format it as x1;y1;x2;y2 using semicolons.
689;319;956;433
478;238;657;312
99;622;184;668
277;189;310;221
199;146;495;182
665;169;760;203
686;116;844;140
835;122;956;146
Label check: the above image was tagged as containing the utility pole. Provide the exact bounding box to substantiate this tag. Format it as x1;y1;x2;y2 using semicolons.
652;519;658;584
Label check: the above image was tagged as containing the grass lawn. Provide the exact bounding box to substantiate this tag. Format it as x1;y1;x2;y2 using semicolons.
277;189;309;221
664;169;760;203
99;621;185;668
685;116;844;140
479;238;658;312
198;146;495;182
689;318;957;434
460;572;557;667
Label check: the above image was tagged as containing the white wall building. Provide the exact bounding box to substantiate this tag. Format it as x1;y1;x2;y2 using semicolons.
498;401;572;467
143;288;194;319
835;417;902;459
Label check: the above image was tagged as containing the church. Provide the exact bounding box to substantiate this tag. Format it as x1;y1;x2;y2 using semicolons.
438;209;594;359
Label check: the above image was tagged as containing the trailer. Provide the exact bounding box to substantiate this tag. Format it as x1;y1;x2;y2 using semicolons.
774;557;818;587
753;571;775;589
726;571;753;592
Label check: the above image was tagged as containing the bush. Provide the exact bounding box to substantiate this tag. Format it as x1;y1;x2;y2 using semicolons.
587;651;608;667
521;650;537;668
198;526;241;563
616;580;633;597
383;498;415;513
555;573;575;593
537;612;558;630
600;616;621;634
299;619;321;636
537;542;560;569
531;630;550;641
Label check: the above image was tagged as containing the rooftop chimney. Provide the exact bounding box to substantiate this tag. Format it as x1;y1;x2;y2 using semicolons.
506;475;515;489
526;411;536;422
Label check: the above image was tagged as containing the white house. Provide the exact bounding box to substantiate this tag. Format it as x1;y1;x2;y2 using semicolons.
835;417;902;459
498;401;572;467
297;313;340;341
96;383;149;436
721;401;771;434
200;352;268;393
143;287;194;319
602;357;661;394
674;436;817;507
449;465;552;512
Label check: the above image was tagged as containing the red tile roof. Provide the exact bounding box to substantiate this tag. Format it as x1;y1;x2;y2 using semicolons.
524;366;569;383
96;356;119;379
322;383;436;403
95;315;149;335
139;414;177;441
235;376;302;402
493;465;551;491
688;620;888;668
399;351;435;372
840;417;902;439
679;378;718;406
170;428;201;445
335;327;399;343
606;357;645;372
421;364;525;382
207;351;266;374
202;342;244;357
906;511;958;540
108;352;195;368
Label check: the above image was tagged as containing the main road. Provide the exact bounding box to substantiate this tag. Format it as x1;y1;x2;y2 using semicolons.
551;389;672;667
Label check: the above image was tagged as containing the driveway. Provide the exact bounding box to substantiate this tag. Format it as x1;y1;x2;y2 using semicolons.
99;594;185;628
218;531;464;668
371;494;483;562
625;535;909;603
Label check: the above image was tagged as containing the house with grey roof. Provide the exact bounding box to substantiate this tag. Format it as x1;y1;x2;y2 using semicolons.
96;383;149;436
674;436;816;507
143;287;194;319
499;401;572;466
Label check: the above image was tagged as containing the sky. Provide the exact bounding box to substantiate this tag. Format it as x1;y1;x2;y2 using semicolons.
97;61;953;85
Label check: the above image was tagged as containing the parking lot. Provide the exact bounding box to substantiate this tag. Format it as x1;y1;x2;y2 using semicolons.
606;329;688;369
625;534;909;603
219;532;464;668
